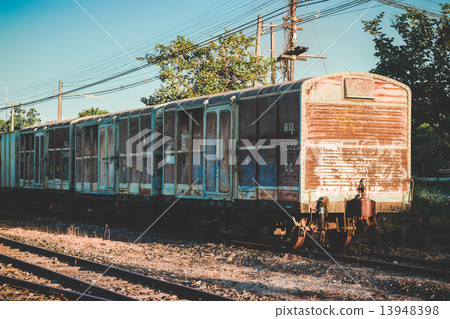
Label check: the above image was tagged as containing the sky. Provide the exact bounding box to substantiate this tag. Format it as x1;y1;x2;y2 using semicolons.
0;0;444;123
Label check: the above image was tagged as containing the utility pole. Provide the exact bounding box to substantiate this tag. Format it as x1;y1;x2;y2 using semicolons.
55;84;104;121
270;22;276;84
281;0;305;81
257;1;327;84
11;105;14;131
5;88;15;132
254;14;262;87
58;81;63;121
288;0;298;81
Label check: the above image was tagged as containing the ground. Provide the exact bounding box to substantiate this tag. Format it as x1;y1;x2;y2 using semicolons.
0;212;447;301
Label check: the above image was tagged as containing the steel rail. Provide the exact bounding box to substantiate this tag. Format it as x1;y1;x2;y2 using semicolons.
0;275;108;301
227;239;450;281
345;250;450;270
0;236;234;301
0;253;137;300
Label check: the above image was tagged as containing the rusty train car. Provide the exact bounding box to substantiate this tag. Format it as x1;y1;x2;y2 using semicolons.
0;72;413;249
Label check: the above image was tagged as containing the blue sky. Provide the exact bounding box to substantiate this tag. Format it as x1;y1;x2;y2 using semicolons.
0;0;443;123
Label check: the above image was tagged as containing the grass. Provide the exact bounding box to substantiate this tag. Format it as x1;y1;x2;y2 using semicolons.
377;182;450;234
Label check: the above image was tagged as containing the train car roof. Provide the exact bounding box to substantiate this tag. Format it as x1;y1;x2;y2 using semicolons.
15;72;405;133
14;78;309;133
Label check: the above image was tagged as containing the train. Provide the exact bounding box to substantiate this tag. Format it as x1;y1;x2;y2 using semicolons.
0;72;413;249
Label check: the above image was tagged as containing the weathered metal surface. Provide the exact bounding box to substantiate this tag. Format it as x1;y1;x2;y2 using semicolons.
301;72;411;213
346;197;377;218
0;72;411;223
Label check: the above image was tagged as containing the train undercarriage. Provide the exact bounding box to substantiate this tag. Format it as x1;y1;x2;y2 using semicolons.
0;182;378;252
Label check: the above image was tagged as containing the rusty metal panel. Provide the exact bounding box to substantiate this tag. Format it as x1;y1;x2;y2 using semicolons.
301;72;411;213
344;77;375;99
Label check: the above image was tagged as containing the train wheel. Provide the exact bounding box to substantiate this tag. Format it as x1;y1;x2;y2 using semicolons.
284;226;306;250
328;230;353;251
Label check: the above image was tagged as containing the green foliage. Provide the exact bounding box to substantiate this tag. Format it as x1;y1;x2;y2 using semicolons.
363;4;450;175
410;183;450;224
412;123;448;176
78;107;109;117
137;31;277;105
0;107;41;133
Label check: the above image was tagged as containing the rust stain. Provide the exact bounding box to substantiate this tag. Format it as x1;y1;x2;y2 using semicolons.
277;190;298;202
139;188;152;195
257;189;275;201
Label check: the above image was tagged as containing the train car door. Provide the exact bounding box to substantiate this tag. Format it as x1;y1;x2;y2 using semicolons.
203;106;232;198
98;124;115;191
34;133;45;187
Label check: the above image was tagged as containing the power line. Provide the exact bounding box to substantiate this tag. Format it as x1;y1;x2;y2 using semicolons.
1;0;329;111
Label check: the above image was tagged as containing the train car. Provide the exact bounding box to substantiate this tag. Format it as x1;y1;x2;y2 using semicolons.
161;71;412;248
0;71;412;249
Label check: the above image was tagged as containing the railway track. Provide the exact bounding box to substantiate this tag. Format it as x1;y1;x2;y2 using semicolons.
0;236;234;301
0;275;106;301
226;239;450;281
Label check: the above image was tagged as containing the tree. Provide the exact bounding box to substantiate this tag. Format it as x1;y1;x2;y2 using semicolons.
0;107;41;133
137;31;277;106
78;107;109;117
363;5;450;151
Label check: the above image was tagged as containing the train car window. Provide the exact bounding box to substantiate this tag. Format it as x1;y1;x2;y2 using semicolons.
99;128;106;187
106;126;114;188
129;117;140;184
177;111;190;185
61;127;70;182
54;127;62;181
92;126;98;156
191;108;203;185
81;125;99;189
83;127;91;156
140;114;152;184
15;141;20;186
40;135;45;184
20;133;35;185
205;112;217;193
76;157;82;184
164;111;175;184
34;135;39;184
76;127;82;157
54;149;61;180
82;126;91;186
48;130;54;181
219;110;231;193
75;127;82;184
20;135;25;180
83;156;90;185
118;118;128;185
